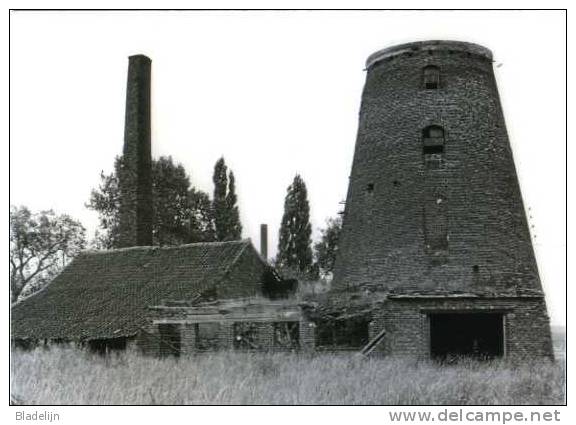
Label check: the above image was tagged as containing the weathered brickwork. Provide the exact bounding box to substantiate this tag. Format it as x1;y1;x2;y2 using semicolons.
140;298;315;355
119;54;153;248
333;41;542;295
331;41;554;358
138;317;315;355
367;297;554;360
300;321;316;353
217;244;268;299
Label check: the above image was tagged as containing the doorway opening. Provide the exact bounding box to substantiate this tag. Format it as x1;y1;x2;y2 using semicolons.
158;324;181;357
429;312;504;360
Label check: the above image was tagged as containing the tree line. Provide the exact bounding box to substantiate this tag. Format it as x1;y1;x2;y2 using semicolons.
87;155;242;248
10;155;342;302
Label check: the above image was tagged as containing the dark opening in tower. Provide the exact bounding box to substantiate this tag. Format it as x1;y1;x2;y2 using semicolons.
422;125;445;169
429;313;504;360
423;65;440;89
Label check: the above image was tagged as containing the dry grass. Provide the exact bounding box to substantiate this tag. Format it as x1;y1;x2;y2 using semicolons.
11;348;565;405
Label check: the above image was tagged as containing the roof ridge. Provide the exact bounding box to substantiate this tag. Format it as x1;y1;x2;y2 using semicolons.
82;239;251;255
219;238;252;279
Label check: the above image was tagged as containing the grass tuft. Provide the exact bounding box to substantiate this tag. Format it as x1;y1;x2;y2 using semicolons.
10;348;565;405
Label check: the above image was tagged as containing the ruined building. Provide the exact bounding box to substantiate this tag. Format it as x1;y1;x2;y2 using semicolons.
12;42;554;359
11;55;305;354
330;40;554;359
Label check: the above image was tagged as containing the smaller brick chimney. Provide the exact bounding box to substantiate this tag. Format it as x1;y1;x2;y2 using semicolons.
260;224;268;261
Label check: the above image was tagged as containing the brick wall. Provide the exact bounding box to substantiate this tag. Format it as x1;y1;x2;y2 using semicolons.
370;297;554;359
218;245;267;299
140;299;315;355
300;320;316;353
333;42;543;296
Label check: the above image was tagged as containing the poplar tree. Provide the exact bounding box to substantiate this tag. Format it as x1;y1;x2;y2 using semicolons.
226;171;242;240
212;157;242;241
212;157;229;241
277;174;313;273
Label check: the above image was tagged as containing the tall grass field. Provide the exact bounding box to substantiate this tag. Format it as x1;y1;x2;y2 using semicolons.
11;346;565;405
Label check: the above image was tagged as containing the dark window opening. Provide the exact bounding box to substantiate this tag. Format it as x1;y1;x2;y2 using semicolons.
158;324;181;357
261;266;297;299
233;322;261;350
316;317;369;349
195;323;220;351
422;125;445;169
429;313;504;360
13;339;38;351
273;322;300;350
423;65;440;89
423;144;444;155
366;183;374;193
473;265;480;273
87;337;127;355
393;180;400;187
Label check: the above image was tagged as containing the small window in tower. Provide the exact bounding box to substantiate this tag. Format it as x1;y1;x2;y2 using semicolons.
423;145;444;155
422;125;445;169
366;183;374;193
423;65;440;89
424;126;444;139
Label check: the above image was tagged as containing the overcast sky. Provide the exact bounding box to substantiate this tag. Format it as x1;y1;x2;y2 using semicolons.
9;10;565;325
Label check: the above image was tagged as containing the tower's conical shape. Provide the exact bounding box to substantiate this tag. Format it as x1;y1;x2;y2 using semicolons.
332;41;553;359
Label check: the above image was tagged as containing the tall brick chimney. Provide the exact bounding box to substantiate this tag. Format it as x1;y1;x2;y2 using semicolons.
118;54;153;247
260;224;268;261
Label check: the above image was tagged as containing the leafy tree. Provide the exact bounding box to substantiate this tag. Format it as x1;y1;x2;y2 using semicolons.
88;157;122;249
152;156;194;246
87;155;215;248
10;206;86;302
314;216;342;278
276;174;314;275
212;157;242;241
188;187;216;242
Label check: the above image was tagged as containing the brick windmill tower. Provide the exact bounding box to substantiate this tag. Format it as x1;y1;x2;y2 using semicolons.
331;41;553;359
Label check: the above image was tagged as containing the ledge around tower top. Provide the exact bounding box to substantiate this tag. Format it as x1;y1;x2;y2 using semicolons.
366;41;493;69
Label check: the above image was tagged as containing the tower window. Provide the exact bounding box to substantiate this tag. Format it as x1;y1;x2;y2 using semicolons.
423;65;440;89
423;145;444;155
422;125;445;168
366;183;374;193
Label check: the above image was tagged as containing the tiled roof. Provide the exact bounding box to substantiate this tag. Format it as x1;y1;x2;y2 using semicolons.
11;240;256;340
